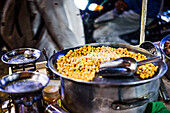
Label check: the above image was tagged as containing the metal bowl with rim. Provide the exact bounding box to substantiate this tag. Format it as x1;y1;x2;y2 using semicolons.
1;48;41;65
0;71;49;95
48;43;167;85
160;34;170;80
48;43;167;113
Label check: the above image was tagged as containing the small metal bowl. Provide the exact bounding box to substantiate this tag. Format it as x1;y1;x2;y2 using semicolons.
139;41;162;59
160;34;170;80
0;71;49;95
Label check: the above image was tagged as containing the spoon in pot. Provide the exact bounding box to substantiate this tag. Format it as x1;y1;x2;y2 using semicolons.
99;56;160;77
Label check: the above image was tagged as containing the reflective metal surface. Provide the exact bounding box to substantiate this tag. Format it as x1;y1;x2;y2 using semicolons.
0;71;49;94
160;34;170;80
48;43;167;85
140;41;170;103
99;56;160;77
140;41;162;58
1;48;41;65
61;78;160;113
99;57;137;77
48;43;167;113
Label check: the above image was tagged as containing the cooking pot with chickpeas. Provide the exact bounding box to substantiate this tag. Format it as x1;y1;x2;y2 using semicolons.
48;43;167;113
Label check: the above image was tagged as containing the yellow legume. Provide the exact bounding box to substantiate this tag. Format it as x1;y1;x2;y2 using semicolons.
56;46;158;81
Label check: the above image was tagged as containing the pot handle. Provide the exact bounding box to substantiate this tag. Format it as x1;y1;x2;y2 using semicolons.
111;98;149;110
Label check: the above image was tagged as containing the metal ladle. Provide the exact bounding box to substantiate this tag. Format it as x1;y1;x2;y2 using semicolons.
99;56;160;77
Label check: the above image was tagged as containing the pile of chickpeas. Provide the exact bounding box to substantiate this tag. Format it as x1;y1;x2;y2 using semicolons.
56;46;158;81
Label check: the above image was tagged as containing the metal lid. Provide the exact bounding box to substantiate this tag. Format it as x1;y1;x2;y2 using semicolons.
43;85;59;94
1;48;41;65
0;71;49;94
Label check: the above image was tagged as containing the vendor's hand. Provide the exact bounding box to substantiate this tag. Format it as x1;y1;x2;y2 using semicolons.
115;0;128;13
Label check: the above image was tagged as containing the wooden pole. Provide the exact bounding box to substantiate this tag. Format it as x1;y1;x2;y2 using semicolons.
140;0;148;44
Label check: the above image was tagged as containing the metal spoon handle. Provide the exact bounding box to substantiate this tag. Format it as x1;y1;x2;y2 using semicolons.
99;59;130;69
137;56;160;66
99;60;123;69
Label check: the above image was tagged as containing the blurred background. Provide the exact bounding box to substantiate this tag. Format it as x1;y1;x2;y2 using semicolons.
0;0;170;53
76;0;170;44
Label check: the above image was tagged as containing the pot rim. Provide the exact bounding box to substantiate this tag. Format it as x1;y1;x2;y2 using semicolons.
48;43;167;85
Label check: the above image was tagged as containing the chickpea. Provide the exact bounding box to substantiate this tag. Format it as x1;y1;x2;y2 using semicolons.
56;46;158;81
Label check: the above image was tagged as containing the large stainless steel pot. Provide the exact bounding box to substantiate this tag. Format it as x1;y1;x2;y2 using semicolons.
160;34;170;80
48;43;167;113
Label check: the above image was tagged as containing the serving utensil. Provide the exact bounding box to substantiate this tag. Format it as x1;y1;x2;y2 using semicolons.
99;56;160;77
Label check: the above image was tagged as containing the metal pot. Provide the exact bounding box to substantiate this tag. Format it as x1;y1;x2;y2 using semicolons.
0;71;49;95
0;71;49;113
160;34;170;80
48;43;167;113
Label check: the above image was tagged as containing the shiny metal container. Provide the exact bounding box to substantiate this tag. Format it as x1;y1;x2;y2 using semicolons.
48;43;167;113
139;41;162;59
0;71;50;113
160;34;170;80
60;78;160;113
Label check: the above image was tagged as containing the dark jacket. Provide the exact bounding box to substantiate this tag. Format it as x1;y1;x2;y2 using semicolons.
124;0;162;18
